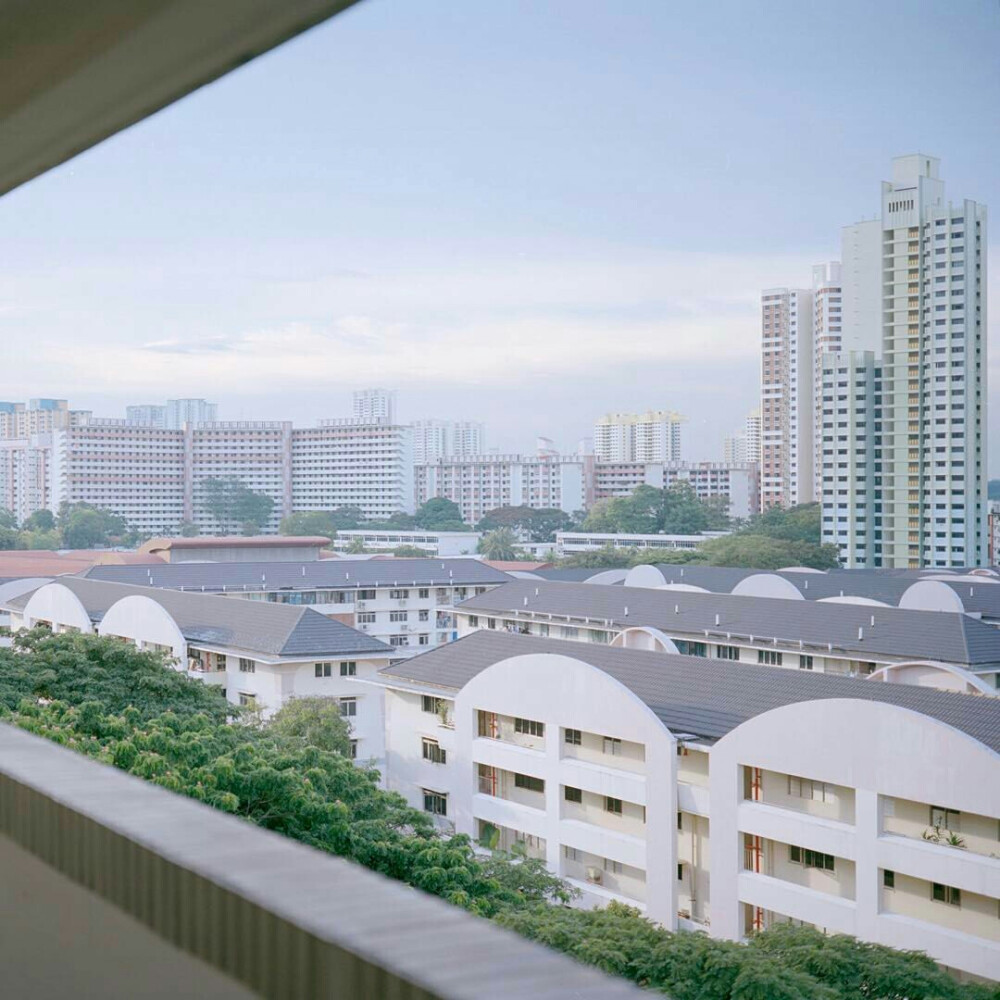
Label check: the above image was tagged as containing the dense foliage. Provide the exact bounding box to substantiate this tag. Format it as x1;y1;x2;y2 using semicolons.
0;501;136;550
199;476;276;535
476;506;576;543
582;483;729;536
2;629;995;998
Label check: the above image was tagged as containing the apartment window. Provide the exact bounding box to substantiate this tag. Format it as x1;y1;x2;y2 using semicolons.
390;635;408;647
340;661;356;677
564;728;582;746
604;796;623;816
418;609;430;622
603;736;622;756
216;653;227;669
238;692;257;709
564;846;580;862
564;786;583;803
677;811;683;831
788;776;836;803
514;773;545;794
789;845;835;871
315;662;332;678
932;882;961;906
757;649;783;666
357;612;376;624
418;588;430;599
883;870;895;889
799;655;814;670
422;695;441;714
357;589;376;600
677;863;684;881
421;738;446;764
418;634;430;646
349;740;358;760
423;789;447;816
468;615;479;626
339;697;357;718
604;858;623;875
389;589;410;599
675;640;707;657
930;806;960;830
239;657;255;673
715;644;739;660
487;618;497;630
514;717;545;738
390;611;408;622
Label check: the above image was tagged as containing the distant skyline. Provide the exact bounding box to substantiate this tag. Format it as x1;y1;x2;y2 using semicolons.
0;0;996;466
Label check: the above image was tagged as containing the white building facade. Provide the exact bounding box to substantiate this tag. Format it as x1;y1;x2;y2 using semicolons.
373;630;1000;981
411;420;486;464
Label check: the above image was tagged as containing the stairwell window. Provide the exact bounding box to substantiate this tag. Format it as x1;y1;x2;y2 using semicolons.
423;790;447;816
340;661;356;676
604;796;623;816
339;697;357;718
422;738;446;764
758;650;783;666
238;693;257;709
315;662;332;678
239;657;255;673
564;786;582;803
799;655;814;670
932;882;961;906
564;728;582;746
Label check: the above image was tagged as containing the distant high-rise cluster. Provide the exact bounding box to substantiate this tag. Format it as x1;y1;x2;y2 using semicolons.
760;155;987;568
593;410;684;463
125;398;218;429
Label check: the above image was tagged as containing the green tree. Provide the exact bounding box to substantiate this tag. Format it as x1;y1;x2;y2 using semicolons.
199;477;275;534
698;534;839;570
280;511;337;537
413;498;468;531
58;502;129;549
743;503;822;544
477;527;520;561
20;529;62;550
266;696;353;756
176;520;200;537
393;544;431;557
0;507;17;530
559;543;634;569
22;509;55;532
476;506;575;543
346;536;368;554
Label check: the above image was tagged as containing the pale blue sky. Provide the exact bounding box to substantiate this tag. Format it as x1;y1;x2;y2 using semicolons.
1;0;997;465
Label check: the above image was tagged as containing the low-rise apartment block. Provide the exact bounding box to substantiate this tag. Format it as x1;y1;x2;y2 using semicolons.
371;629;1000;980
330;529;481;556
83;557;510;657
450;579;1000;688
554;531;726;557
3;578;393;761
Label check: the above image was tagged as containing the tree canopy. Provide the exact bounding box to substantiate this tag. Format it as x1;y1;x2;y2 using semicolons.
582;483;727;536
413;497;468;531
58;502;130;549
280;507;365;537
477;527;520;561
476;506;575;543
198;476;275;534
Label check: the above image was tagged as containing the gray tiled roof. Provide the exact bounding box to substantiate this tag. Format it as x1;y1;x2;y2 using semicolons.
454;580;1000;668
81;557;509;592
379;630;1000;751
5;578;392;659
646;565;1000;619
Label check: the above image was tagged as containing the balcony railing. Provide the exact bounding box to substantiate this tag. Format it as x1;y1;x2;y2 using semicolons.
0;723;639;999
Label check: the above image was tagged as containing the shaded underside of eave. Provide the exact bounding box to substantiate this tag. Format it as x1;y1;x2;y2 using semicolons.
0;0;360;198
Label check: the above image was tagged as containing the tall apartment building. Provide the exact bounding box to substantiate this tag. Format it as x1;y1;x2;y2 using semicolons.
352;388;396;424
760;288;812;510
723;409;761;466
819;352;882;567
823;156;988;568
811;263;843;500
0;435;51;524
167;398;217;428
291;420;415;521
593;411;683;463
0;399;91;439
49;418;415;535
415;454;586;524
411;420;486;464
125;404;167;428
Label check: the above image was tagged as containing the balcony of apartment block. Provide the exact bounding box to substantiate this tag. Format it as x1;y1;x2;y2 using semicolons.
878;797;1000;902
185;647;228;685
475;763;548;831
473;710;547;770
739;833;857;935
475;818;546;861
560;842;648;910
0;723;638;999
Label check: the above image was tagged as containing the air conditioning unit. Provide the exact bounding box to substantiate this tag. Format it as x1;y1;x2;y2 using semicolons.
585;867;602;884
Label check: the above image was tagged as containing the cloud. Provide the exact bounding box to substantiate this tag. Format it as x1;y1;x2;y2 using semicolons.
141;335;244;354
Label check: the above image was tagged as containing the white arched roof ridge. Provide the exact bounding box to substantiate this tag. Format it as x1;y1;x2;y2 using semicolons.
584;569;628;585
610;626;681;655
730;573;804;601
867;661;996;696
462;651;676;741
898;580;967;614
777;566;826;574
816;595;891;608
97;594;187;666
623;565;667;589
21;582;94;633
657;583;710;593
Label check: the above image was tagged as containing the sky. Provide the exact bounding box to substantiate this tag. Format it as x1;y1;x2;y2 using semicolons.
1;0;998;466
